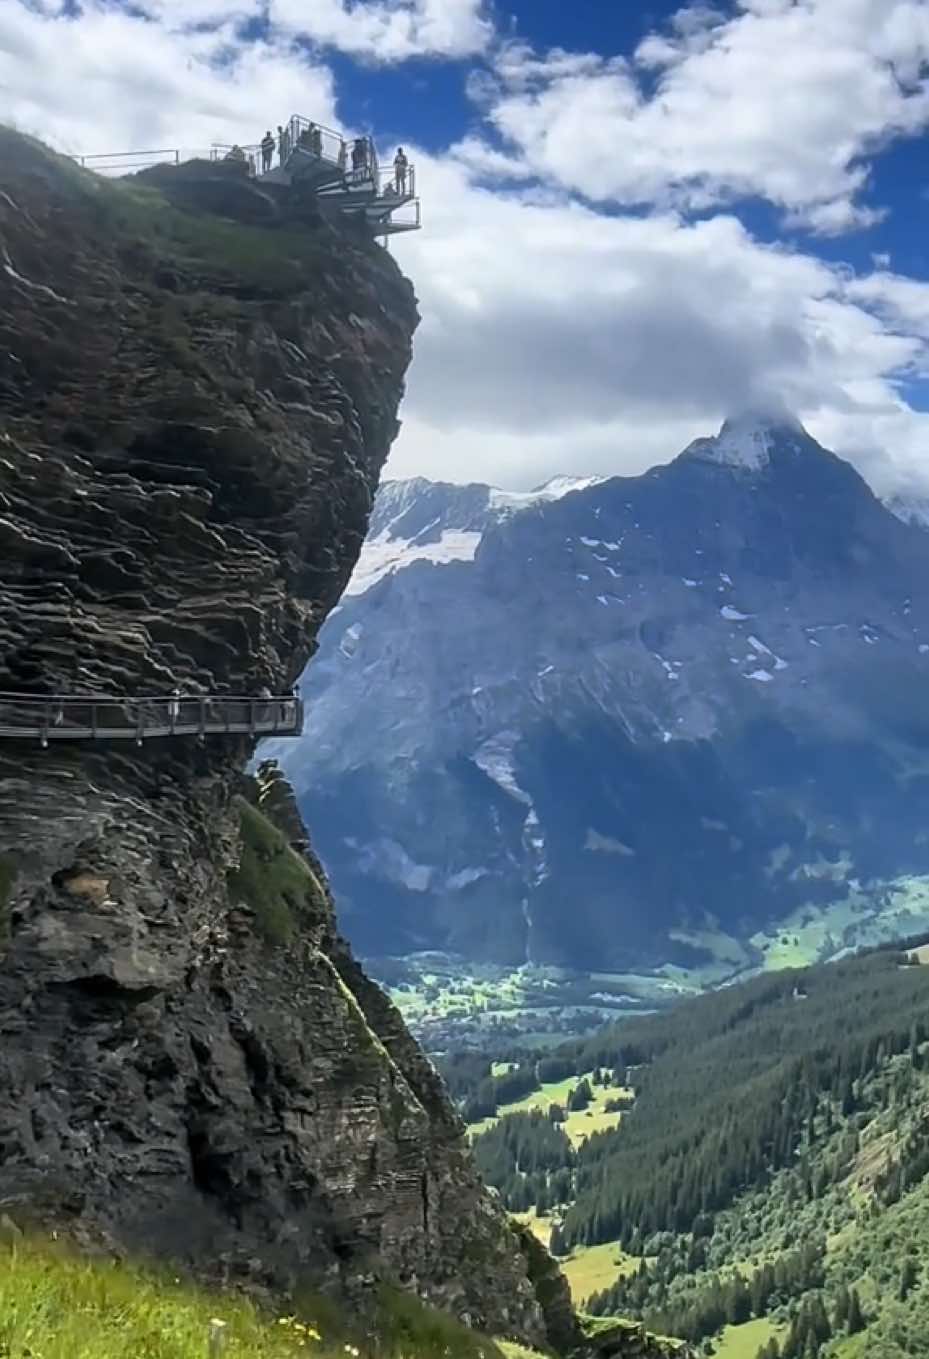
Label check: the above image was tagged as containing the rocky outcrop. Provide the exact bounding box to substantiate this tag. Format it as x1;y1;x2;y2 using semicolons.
0;129;554;1346
577;1317;691;1359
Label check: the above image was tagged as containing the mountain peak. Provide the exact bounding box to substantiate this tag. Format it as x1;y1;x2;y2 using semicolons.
683;408;809;472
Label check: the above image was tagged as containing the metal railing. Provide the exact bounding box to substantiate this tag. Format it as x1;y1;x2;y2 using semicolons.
373;165;416;201
70;114;421;235
284;115;349;171
74;148;181;175
0;692;303;745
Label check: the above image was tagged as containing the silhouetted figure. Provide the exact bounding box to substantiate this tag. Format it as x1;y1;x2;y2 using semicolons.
260;129;274;173
351;137;367;181
310;123;322;157
278;124;289;164
393;146;408;195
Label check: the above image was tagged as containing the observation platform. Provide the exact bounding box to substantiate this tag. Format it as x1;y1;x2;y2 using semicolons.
0;693;303;746
75;113;421;237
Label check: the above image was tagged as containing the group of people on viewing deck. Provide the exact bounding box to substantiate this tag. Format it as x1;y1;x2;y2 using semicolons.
223;126;410;195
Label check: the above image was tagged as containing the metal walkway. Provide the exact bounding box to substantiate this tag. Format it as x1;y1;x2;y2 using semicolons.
75;113;421;237
0;693;303;745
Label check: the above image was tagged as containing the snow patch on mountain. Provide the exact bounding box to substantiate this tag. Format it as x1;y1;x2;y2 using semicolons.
346;474;603;597
346;529;482;595
474;734;532;807
885;493;929;529
489;475;605;512
683;412;804;472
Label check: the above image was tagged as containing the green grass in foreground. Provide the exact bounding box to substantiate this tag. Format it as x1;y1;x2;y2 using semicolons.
0;1239;507;1359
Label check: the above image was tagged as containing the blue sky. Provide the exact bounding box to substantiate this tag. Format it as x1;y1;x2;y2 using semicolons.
3;0;929;493
330;2;666;150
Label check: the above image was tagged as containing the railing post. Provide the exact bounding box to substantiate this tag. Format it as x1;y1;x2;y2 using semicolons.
249;700;256;734
199;699;206;737
90;703;98;740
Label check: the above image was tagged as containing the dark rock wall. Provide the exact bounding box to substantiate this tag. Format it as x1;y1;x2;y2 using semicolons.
0;131;550;1346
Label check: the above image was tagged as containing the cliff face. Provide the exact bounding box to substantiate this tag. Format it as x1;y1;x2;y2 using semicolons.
0;130;553;1346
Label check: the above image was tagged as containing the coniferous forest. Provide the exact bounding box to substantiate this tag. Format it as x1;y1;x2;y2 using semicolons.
442;937;929;1358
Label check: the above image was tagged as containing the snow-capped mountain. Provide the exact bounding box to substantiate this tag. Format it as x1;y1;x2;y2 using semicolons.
265;417;929;976
344;474;604;596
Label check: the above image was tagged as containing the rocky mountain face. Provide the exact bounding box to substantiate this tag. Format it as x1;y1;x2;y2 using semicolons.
0;129;569;1347
270;414;929;976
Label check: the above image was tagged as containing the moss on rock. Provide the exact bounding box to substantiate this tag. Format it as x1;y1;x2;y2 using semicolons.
227;799;327;945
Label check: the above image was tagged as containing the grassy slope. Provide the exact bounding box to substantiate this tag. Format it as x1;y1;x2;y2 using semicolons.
560;1243;643;1304
511;1218;641;1304
228;799;329;945
0;1238;509;1359
469;1074;626;1146
713;1318;783;1358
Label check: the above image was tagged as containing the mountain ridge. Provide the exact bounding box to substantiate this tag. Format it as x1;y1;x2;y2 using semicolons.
270;416;929;982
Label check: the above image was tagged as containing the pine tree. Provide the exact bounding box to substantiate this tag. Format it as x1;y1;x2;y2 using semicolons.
568;1078;593;1112
846;1287;865;1335
899;1256;918;1301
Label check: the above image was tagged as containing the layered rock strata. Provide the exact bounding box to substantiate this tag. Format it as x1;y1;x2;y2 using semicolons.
0;130;554;1345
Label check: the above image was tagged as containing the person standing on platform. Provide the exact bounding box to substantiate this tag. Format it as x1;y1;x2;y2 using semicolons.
260;130;275;173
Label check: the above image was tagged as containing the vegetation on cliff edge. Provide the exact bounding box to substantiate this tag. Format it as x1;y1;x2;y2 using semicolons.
227;800;328;945
0;1237;508;1359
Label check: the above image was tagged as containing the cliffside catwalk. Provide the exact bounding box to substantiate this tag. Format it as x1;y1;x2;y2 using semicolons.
0;127;576;1349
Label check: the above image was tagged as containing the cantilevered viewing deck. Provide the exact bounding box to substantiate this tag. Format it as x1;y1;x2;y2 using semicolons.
0;694;304;746
75;113;421;237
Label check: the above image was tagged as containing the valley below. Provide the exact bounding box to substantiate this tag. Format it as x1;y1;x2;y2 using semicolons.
367;868;929;1051
443;942;929;1359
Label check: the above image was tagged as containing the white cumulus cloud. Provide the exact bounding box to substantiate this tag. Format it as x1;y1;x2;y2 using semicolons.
466;0;929;231
0;1;336;155
387;148;929;493
3;0;929;498
268;0;493;61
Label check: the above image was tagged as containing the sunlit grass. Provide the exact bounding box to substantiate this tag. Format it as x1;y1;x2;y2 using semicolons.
559;1242;642;1305
0;1239;316;1359
0;1239;506;1359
